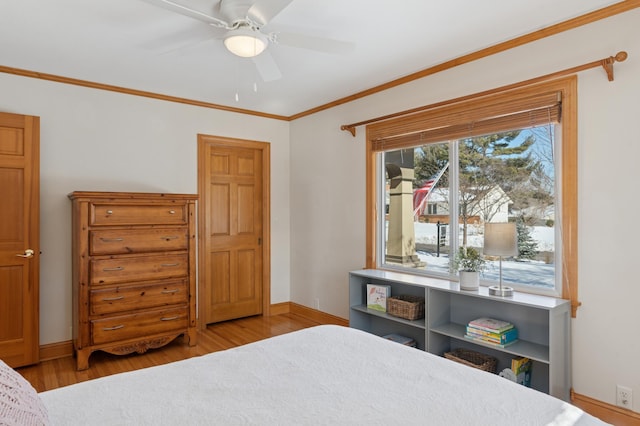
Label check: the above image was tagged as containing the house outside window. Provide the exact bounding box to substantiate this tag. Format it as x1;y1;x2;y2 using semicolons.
381;126;558;292
365;77;578;309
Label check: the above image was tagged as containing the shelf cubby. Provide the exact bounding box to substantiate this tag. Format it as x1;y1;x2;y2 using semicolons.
349;269;570;401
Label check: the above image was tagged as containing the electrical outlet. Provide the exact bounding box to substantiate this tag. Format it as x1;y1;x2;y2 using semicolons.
617;385;633;409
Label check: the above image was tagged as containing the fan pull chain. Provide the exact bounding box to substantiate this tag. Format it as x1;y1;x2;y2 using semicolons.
234;59;240;102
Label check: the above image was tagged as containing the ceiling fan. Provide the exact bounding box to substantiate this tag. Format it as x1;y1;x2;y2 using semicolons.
144;0;353;82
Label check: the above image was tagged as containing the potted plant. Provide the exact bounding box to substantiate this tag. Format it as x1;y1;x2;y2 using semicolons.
452;246;486;290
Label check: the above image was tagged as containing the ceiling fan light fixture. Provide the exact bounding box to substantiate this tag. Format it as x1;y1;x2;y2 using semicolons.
224;28;268;58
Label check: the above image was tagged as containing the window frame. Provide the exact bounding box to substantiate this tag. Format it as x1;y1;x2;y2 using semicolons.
365;76;579;316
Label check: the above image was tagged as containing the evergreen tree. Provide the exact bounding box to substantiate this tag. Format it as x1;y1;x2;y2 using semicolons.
414;132;543;245
516;217;538;260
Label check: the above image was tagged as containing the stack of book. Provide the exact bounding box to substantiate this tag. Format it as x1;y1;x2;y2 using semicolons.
499;357;532;386
464;317;518;347
511;356;532;387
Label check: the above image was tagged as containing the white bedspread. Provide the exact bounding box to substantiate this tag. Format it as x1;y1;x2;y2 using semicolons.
40;325;607;425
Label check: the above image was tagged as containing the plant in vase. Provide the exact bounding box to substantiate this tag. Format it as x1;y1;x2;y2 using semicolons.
452;246;486;290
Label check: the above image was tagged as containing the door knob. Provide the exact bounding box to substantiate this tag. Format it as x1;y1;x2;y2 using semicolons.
16;249;35;258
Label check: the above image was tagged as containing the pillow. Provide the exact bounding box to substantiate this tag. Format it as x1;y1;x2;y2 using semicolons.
0;359;49;426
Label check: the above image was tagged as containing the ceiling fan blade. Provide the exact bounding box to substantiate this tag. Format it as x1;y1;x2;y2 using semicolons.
252;51;282;82
141;23;223;53
158;36;217;57
142;0;230;28
247;0;294;27
274;32;355;54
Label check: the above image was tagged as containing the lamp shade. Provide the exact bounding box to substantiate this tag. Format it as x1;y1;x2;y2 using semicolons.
224;28;268;58
484;222;518;257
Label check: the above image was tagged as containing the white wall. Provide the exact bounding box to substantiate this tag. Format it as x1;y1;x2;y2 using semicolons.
290;9;640;410
1;6;638;412
0;74;291;345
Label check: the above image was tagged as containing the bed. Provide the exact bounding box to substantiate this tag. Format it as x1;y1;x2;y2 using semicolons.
3;325;606;425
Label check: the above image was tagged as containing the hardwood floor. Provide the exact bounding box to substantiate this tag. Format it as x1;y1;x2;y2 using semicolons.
17;312;324;393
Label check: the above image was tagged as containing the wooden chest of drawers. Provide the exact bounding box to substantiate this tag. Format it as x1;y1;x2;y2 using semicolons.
69;191;198;370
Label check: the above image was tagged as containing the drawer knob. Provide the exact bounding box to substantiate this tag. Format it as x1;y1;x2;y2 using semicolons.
169;210;176;214
100;237;124;243
160;236;179;240
103;266;124;272
161;263;179;267
161;289;180;294
102;325;124;331
106;210;113;215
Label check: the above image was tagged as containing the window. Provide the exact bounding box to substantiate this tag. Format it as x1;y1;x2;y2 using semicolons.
365;77;579;315
381;126;557;287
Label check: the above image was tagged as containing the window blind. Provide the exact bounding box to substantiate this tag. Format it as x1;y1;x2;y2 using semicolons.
369;90;561;152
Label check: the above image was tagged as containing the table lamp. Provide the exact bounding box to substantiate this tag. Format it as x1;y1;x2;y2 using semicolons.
484;222;518;297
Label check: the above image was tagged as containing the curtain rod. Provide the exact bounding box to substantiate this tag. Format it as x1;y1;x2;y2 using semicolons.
341;51;628;137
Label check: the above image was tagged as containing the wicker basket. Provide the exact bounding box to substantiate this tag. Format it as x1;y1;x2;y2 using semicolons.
444;348;498;373
387;295;425;320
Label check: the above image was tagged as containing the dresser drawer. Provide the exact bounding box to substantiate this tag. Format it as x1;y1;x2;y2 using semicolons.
89;280;188;315
90;228;188;255
90;203;187;226
91;307;188;345
90;254;188;285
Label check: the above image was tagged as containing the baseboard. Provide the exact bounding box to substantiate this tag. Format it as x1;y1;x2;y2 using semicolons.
269;301;349;326
269;301;291;316
571;389;640;425
40;340;74;361
288;302;349;326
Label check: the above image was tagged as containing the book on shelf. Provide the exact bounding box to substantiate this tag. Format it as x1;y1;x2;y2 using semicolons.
382;333;417;347
511;357;532;387
464;333;518;348
366;284;391;312
467;317;514;333
466;326;518;344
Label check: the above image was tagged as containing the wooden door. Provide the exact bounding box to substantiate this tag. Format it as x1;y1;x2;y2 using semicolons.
198;135;270;324
0;112;40;367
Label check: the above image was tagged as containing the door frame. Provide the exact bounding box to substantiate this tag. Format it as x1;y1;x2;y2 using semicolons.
197;134;271;328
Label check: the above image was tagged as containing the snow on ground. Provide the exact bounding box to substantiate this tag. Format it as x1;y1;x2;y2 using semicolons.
411;222;555;288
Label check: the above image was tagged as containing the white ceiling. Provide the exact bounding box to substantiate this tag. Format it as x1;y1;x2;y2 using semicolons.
0;0;622;117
